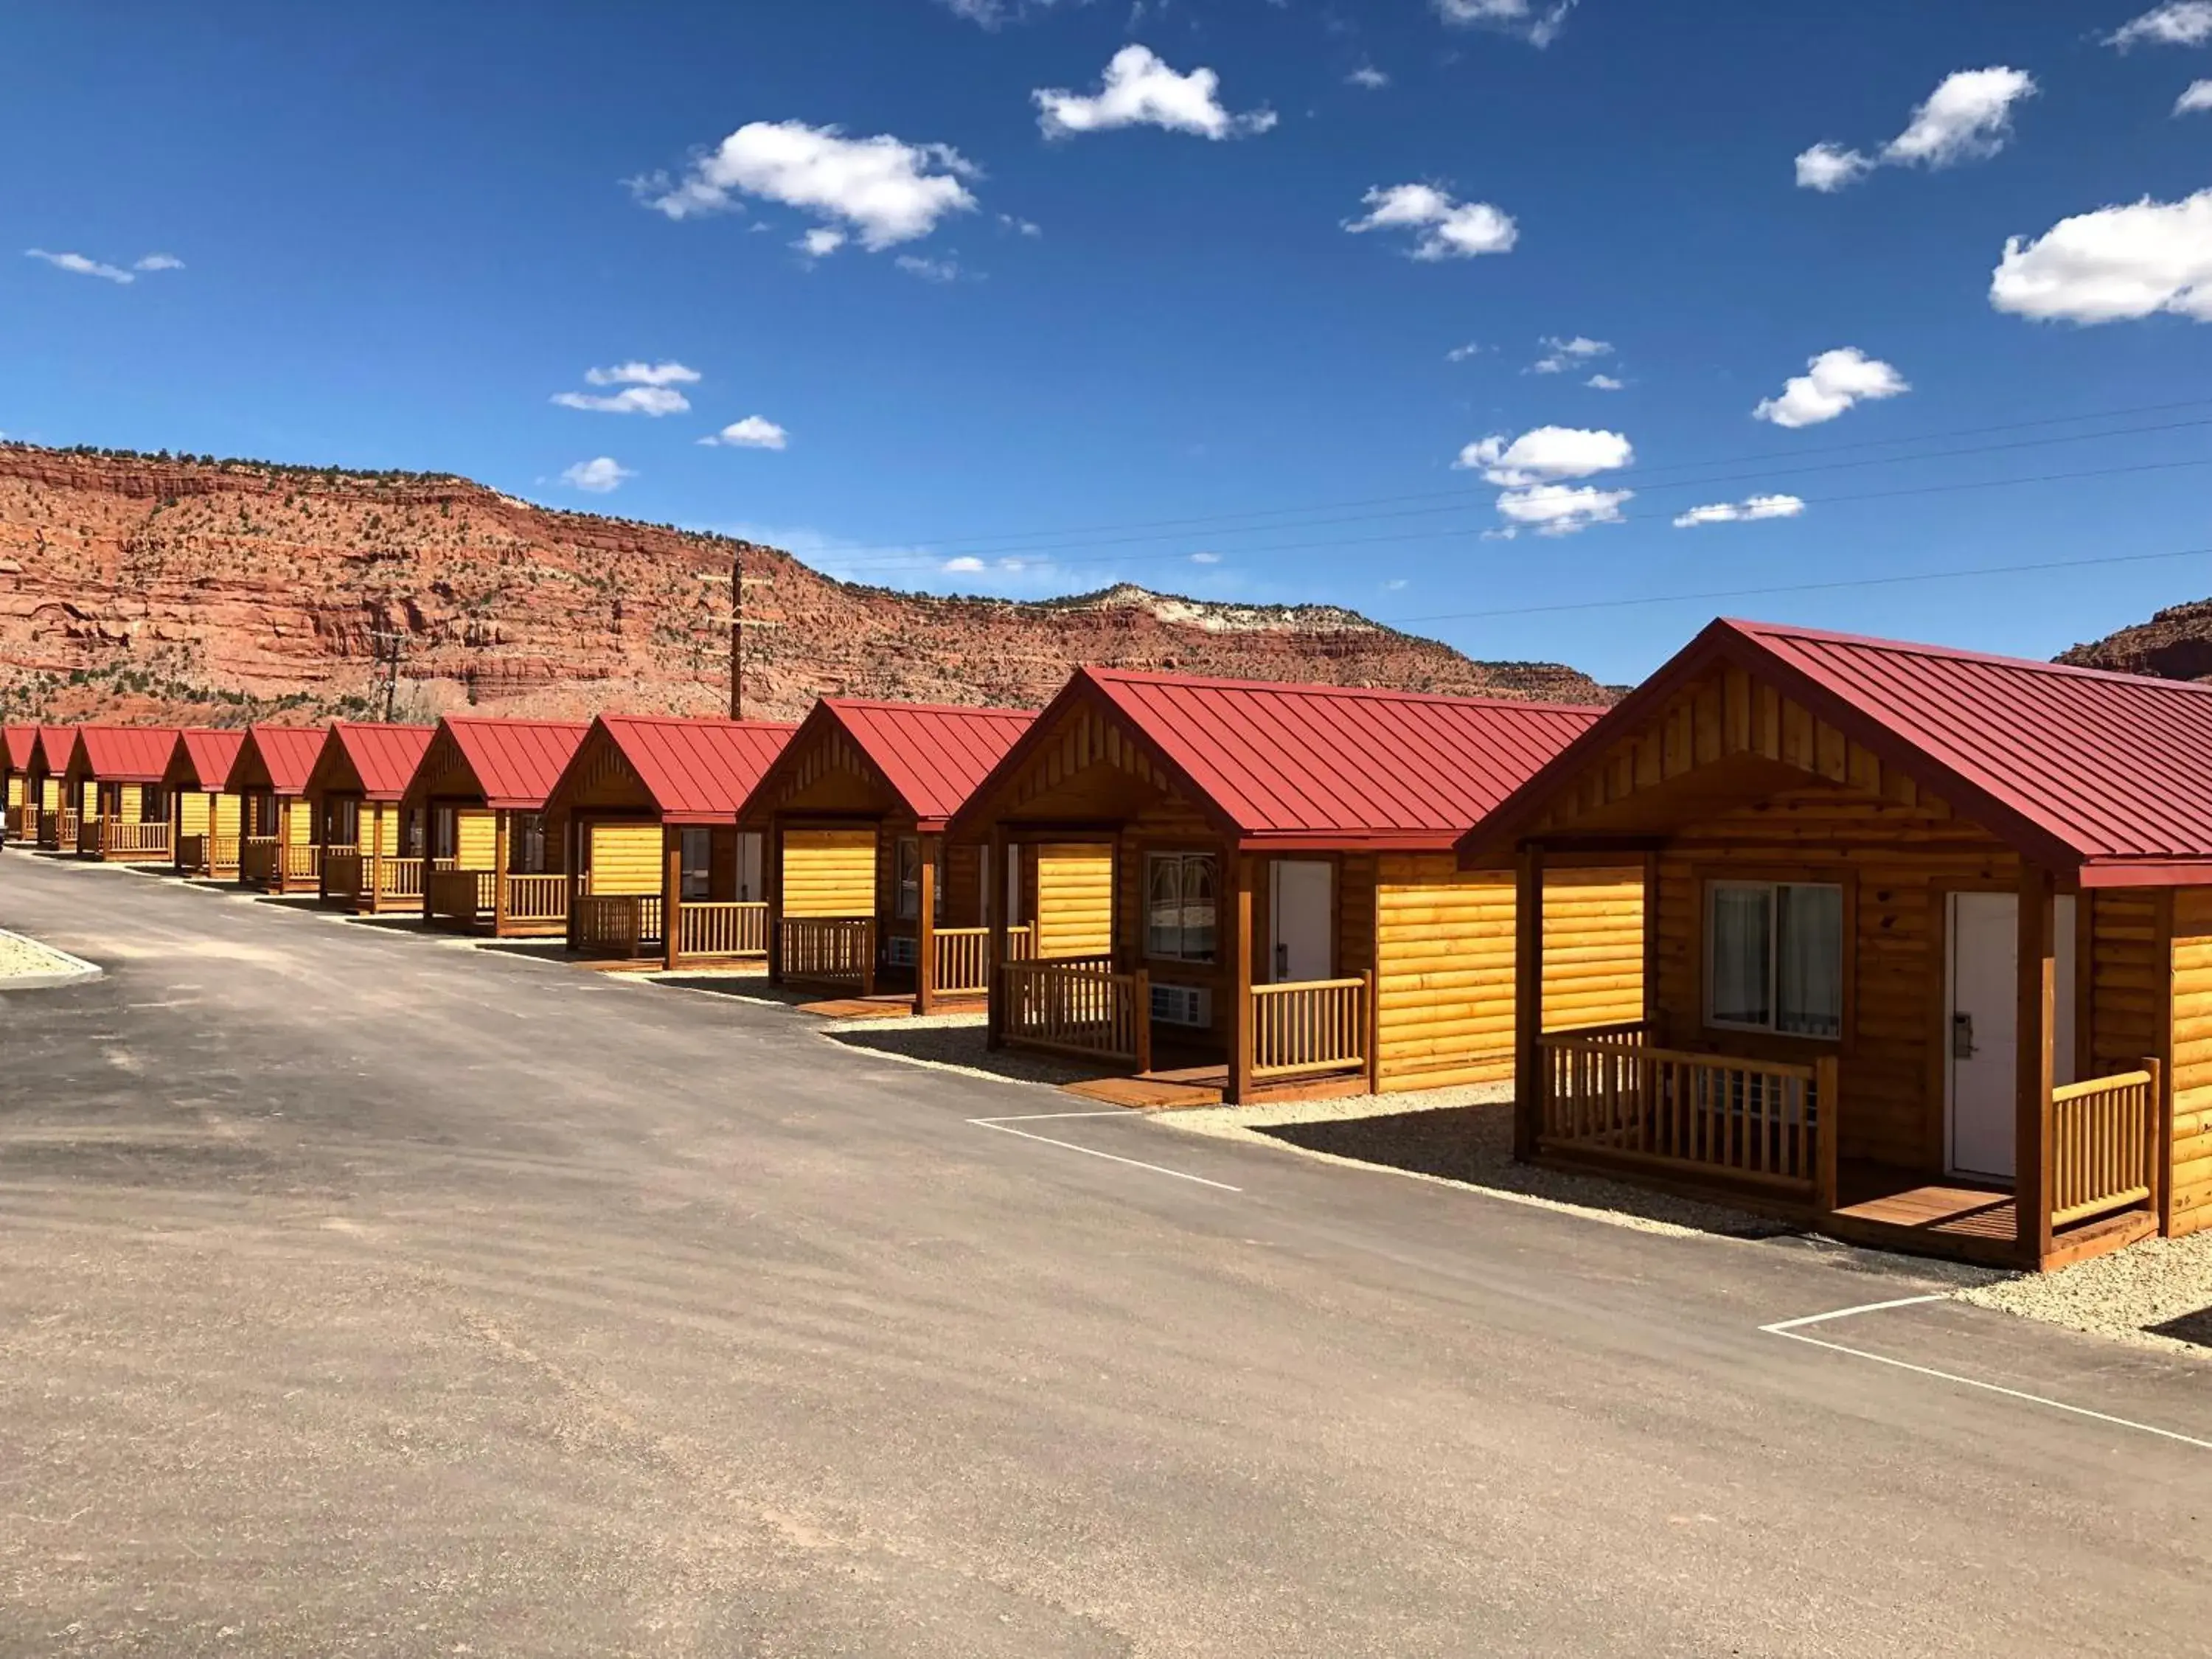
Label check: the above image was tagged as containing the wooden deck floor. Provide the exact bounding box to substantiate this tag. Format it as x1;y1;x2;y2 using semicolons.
1832;1166;2019;1243
1062;1068;1228;1110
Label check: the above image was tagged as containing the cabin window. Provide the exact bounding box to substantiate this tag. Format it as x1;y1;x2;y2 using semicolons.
330;797;360;848
1146;852;1218;964
514;813;547;875
895;837;920;920
1706;880;1843;1040
430;805;459;862
139;785;166;822
680;827;713;901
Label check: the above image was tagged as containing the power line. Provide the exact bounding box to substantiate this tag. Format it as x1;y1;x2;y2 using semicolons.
1377;542;2212;630
799;394;2212;569
824;452;2212;579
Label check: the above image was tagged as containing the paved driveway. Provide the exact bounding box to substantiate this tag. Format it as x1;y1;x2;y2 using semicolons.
1;852;2208;1657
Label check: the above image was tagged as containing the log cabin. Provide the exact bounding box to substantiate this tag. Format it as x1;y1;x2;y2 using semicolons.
740;698;1037;1012
947;667;1641;1104
1455;617;2212;1272
540;714;797;967
29;727;80;851
63;727;181;862
223;725;327;893
163;729;247;877
305;722;437;914
407;716;590;937
2;726;37;843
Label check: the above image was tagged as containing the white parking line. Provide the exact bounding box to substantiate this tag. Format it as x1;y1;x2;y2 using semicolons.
1761;1295;2212;1451
970;1111;1245;1192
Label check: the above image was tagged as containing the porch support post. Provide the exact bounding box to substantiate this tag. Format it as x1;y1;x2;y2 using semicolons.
1229;849;1256;1104
369;801;384;915
916;831;940;1016
986;825;1007;1050
766;819;785;987
2016;863;2056;1267
563;816;583;954
662;827;683;973
492;809;510;937
1514;845;1546;1161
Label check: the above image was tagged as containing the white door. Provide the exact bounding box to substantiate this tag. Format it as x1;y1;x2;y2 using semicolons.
1948;892;2018;1179
1270;860;1334;984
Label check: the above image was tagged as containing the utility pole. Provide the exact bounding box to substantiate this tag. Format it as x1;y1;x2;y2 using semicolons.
728;552;777;720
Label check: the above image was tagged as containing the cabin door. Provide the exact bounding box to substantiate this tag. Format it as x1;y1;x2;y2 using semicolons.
1269;859;1334;984
1947;892;2076;1181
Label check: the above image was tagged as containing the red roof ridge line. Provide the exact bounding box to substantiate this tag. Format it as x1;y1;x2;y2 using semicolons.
1080;663;1609;715
1725;616;2212;697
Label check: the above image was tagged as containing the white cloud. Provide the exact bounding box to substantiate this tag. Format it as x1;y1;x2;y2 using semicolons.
583;361;698;388
561;457;633;493
2108;2;2212;47
797;227;846;258
1385;578;1408;591
1433;0;1576;47
2177;79;2212;113
1347;64;1390;90
1753;347;1909;427
1034;46;1277;140
699;417;788;451
133;253;184;272
1990;189;2212;322
998;214;1043;237
1444;341;1484;362
1189;551;1222;564
1673;494;1806;529
633;120;978;251
26;248;134;284
1495;484;1632;536
1586;373;1625;391
552;386;690;416
942;555;987;573
1795;142;1875;193
1795;67;2036;190
936;0;1073;26
1531;334;1611;374
894;253;962;282
1345;183;1517;260
1455;425;1634;485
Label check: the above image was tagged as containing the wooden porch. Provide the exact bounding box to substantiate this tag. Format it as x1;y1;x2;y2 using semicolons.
79;816;173;863
1532;1023;2165;1268
570;888;770;967
37;808;79;852
425;869;571;937
240;835;319;894
322;849;453;914
176;831;241;880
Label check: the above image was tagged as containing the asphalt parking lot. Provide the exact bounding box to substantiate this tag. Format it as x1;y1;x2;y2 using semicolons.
2;849;2208;1658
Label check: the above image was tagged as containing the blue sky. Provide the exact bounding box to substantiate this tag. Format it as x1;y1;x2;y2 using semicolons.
7;0;2212;685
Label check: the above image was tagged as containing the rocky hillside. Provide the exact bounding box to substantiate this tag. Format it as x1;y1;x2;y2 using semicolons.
2058;599;2212;683
0;445;1604;725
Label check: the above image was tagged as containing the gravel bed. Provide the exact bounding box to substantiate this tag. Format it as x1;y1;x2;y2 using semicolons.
1164;1086;1789;1239
0;926;101;987
1958;1231;2212;1357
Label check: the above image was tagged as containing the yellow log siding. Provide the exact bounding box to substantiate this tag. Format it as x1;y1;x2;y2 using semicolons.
590;822;664;897
284;799;313;844
1036;842;1115;958
2169;888;2212;1237
177;793;210;838
210;793;242;838
784;828;876;917
456;807;495;869
1374;857;1644;1092
5;776;21;810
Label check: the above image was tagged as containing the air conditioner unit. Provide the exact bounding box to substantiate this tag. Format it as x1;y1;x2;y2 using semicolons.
1150;983;1212;1028
886;935;919;968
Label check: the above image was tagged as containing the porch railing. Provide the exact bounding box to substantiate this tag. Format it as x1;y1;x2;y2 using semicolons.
427;867;495;925
3;805;21;839
323;846;365;900
1537;1023;1831;1198
39;809;78;850
75;815;101;855
931;927;994;998
1252;975;1371;1081
575;893;662;956
1001;959;1148;1068
281;842;321;884
680;900;768;959
2050;1065;2161;1229
782;917;875;988
504;873;568;928
101;819;173;860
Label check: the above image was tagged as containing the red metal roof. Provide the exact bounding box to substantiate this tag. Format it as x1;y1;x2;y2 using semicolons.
576;714;799;823
67;726;182;784
1457;617;2212;885
33;726;74;773
168;728;246;791
226;726;327;796
815;699;1037;827
2;726;37;771
430;717;591;810
315;722;436;801
960;667;1607;848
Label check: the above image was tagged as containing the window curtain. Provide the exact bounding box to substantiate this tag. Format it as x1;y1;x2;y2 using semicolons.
1709;886;1772;1027
1776;885;1844;1037
1147;856;1182;958
894;838;920;920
